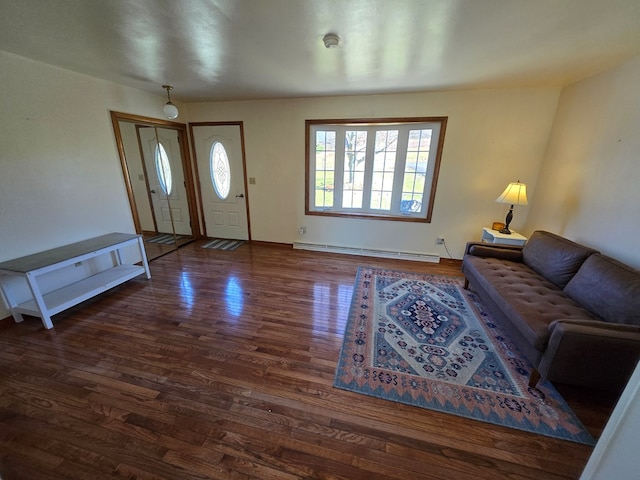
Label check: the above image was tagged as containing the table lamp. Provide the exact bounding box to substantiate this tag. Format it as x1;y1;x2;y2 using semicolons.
496;181;528;234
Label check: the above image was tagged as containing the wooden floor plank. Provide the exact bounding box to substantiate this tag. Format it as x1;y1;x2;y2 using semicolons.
0;242;618;479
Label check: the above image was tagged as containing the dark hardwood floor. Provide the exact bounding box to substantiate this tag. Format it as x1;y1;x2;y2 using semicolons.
0;242;619;479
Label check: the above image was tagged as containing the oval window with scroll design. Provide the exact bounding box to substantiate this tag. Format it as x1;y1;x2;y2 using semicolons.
210;141;231;200
155;142;173;195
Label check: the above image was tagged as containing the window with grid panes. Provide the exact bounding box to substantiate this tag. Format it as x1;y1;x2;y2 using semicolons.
306;117;447;222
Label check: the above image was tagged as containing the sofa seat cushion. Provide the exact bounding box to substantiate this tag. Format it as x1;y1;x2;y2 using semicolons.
464;256;595;351
564;254;640;326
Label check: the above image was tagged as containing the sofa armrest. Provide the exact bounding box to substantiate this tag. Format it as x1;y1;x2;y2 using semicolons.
464;242;524;262
538;319;640;391
549;318;640;334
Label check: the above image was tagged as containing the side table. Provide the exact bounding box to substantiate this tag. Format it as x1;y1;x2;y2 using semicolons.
481;227;527;246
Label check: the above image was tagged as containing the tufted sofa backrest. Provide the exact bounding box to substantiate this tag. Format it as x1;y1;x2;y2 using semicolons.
522;231;598;289
564;254;640;325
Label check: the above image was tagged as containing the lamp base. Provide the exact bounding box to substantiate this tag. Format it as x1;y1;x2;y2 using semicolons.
500;205;514;235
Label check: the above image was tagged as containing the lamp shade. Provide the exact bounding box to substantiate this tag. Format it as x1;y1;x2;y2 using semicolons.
163;102;179;119
496;181;528;206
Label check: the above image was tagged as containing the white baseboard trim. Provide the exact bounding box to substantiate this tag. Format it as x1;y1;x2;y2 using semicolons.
293;241;440;263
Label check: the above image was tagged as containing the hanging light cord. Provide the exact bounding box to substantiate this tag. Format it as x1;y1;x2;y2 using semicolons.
164;85;174;104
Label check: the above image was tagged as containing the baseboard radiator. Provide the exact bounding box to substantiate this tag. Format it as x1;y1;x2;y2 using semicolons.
293;241;440;263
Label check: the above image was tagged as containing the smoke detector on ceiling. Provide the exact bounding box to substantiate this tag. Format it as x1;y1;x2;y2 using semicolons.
322;33;340;49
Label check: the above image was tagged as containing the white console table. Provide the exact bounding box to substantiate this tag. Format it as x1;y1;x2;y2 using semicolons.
0;233;151;329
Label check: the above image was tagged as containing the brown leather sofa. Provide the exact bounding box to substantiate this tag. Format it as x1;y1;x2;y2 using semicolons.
462;230;640;392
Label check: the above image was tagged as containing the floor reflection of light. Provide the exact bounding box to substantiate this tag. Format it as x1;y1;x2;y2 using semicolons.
180;272;194;311
313;283;354;333
337;284;353;331
312;284;330;332
226;276;243;318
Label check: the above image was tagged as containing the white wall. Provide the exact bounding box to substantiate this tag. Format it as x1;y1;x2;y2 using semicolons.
187;88;560;258
525;55;640;269
0;50;180;319
516;55;640;479
581;361;640;480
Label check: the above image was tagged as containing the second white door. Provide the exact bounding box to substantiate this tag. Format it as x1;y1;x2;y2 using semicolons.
191;124;249;240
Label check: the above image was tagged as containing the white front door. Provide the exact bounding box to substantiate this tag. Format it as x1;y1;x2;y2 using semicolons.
191;124;249;240
139;127;192;236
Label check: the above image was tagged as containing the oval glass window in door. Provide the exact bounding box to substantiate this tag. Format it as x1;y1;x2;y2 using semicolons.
155;142;173;195
210;141;231;199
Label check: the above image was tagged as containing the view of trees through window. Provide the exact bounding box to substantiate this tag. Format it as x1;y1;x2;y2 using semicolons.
307;118;446;222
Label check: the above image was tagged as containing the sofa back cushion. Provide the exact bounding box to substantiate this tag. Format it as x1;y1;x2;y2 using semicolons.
564;254;640;326
522;231;598;288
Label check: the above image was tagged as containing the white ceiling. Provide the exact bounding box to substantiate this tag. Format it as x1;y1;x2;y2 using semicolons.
1;0;639;102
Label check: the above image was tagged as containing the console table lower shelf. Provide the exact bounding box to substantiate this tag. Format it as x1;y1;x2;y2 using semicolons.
0;233;151;329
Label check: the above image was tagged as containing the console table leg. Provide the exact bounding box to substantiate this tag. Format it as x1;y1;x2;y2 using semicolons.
138;237;151;279
25;272;54;329
0;281;25;323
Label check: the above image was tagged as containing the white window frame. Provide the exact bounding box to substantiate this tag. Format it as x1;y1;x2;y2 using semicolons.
305;117;447;222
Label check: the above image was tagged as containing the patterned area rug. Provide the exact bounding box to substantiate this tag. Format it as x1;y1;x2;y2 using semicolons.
334;267;594;445
201;238;245;251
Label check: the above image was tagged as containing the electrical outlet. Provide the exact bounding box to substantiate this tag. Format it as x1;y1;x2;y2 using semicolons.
298;226;306;235
436;237;445;244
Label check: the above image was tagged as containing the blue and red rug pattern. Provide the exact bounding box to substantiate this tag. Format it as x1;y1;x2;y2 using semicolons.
334;267;595;445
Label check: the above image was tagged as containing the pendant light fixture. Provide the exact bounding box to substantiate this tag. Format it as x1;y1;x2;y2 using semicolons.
162;85;179;119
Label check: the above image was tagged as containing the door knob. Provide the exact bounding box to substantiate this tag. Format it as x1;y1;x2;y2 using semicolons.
150;189;156;193
236;193;245;198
